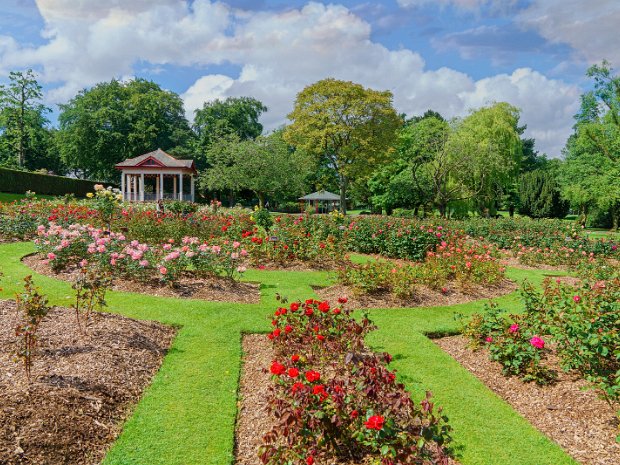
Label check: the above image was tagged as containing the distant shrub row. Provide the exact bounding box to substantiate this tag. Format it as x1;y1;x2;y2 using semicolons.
0;168;111;198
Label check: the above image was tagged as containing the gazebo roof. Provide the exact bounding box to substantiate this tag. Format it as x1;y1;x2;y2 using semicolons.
115;149;196;172
299;190;341;201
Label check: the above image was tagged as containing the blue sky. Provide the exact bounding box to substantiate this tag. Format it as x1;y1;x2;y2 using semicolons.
1;0;618;156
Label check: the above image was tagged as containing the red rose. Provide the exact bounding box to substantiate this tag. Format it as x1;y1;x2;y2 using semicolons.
317;334;325;341
271;320;277;326
338;296;348;304
312;325;319;332
285;325;293;333
351;410;359;419
318;301;330;312
333;308;341;315
290;302;300;311
292;382;305;393
306;456;314;465
267;333;274;340
288;367;300;378
305;307;314;316
291;354;300;362
273;328;281;337
364;415;385;430
305;299;314;304
270;361;286;376
305;370;320;383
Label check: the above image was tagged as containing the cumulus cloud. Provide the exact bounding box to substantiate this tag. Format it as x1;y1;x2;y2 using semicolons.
518;0;620;65
0;0;580;156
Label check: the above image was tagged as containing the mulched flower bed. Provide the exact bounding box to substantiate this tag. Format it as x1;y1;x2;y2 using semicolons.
314;279;516;310
434;335;620;465
23;254;260;303
0;299;176;465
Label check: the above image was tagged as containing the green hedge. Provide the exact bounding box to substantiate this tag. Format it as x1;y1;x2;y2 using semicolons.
0;168;114;198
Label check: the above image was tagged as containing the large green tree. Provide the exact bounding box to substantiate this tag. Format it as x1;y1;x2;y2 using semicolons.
58;79;193;181
193;96;267;167
561;61;620;229
0;69;53;169
200;131;311;208
518;169;569;218
284;78;401;213
401;103;523;217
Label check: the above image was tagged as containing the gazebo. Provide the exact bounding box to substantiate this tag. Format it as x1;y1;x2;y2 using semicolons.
299;190;341;213
115;149;197;202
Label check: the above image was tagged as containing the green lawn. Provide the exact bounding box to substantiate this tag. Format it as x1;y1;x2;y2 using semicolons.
0;242;576;465
0;192;56;203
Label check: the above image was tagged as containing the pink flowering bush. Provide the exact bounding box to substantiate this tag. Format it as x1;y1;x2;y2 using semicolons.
461;302;556;385
35;223;247;285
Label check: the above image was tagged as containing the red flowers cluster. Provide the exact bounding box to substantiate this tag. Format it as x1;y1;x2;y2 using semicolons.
364;415;385;430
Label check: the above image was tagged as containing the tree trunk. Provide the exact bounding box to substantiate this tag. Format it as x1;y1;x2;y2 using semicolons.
19;85;25;167
257;192;265;209
228;189;234;208
438;201;447;218
339;176;347;215
509;204;515;217
612;203;620;231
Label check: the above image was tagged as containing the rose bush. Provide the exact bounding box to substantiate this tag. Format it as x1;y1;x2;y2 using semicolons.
260;298;453;464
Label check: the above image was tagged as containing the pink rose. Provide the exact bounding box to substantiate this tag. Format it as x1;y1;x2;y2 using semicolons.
573;295;581;303
47;252;56;260
530;336;545;349
159;266;168;275
485;336;493;343
509;324;519;333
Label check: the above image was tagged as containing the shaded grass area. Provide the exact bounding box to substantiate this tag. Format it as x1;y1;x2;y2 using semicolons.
0;192;56;203
0;242;576;465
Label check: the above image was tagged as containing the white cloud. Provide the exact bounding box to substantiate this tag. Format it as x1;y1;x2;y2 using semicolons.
518;0;620;65
396;0;516;11
0;1;581;156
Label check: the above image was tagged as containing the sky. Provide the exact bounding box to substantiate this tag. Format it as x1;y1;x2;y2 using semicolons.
0;0;618;157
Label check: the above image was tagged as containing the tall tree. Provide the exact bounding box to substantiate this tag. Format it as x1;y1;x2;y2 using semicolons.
200;131;312;208
193;96;267;167
0;69;51;168
284;78;401;213
58;79;193;181
561;61;620;229
401;103;523;217
518;169;569;218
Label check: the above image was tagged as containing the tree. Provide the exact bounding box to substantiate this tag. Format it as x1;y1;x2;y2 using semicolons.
561;61;620;229
452;102;523;215
58;79;193;181
193;96;267;167
518;169;569;218
0;69;52;168
401;103;522;217
200;131;311;208
284;79;401;213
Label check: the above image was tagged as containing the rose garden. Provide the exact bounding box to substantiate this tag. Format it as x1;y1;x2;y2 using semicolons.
0;188;618;465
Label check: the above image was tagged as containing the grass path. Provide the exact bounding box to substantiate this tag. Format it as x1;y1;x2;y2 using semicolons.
0;242;576;465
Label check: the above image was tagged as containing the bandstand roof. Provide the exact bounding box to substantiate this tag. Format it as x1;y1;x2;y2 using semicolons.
115;149;196;173
299;190;341;201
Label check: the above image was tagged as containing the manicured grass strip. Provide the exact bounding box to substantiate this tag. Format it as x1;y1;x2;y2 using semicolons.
0;242;576;465
0;192;56;203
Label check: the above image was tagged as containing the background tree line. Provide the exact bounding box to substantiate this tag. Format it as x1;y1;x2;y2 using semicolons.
0;64;618;228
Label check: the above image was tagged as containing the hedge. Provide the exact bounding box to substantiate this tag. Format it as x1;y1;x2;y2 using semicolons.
0;168;115;198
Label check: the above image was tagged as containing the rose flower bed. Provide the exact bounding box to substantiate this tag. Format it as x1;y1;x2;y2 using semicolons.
438;271;620;464
29;223;258;302
257;298;453;465
328;232;512;308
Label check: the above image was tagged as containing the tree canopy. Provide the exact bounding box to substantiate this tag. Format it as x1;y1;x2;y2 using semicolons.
57;79;193;181
284;78;401;213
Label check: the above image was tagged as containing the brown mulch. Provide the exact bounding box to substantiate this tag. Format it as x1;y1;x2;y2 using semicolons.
0;299;176;465
236;334;459;465
22;254;260;303
313;279;517;310
434;335;620;465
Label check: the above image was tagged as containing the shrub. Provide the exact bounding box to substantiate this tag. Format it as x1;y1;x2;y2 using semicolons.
260;298;453;464
14;276;51;379
0;167;112;197
72;263;112;330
